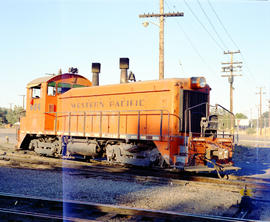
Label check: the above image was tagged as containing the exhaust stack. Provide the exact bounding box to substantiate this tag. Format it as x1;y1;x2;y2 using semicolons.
120;58;129;84
92;63;101;86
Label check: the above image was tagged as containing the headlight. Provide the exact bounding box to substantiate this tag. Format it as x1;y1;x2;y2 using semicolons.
190;77;206;89
199;77;206;87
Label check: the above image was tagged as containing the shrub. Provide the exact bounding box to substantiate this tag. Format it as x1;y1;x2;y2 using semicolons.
246;128;256;135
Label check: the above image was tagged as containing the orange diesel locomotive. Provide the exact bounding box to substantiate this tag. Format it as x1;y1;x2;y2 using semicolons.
17;58;237;174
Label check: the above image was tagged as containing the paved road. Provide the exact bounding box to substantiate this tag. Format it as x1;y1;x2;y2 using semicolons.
236;134;270;148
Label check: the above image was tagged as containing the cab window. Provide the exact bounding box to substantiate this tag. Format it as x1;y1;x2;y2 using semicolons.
73;84;86;88
57;83;71;94
47;82;56;96
32;85;41;98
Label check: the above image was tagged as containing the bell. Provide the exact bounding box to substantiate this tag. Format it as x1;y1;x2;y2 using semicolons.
128;71;136;82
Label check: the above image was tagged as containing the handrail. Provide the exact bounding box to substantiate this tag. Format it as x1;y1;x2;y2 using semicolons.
184;102;209;147
45;109;182;142
213;104;234;117
184;103;235;149
212;104;235;142
45;109;172;115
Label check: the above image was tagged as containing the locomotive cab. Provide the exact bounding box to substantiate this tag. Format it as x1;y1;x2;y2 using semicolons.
18;73;92;149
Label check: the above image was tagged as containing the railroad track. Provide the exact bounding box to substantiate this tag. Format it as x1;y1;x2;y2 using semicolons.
0;145;268;220
1;146;270;191
0;192;258;222
2;146;270;193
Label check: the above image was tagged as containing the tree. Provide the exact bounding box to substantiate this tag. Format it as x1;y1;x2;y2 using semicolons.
235;113;248;119
261;111;269;128
262;111;269;119
6;106;25;125
0;107;8;125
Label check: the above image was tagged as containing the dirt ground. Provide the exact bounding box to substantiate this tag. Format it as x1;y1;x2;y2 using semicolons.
0;128;17;144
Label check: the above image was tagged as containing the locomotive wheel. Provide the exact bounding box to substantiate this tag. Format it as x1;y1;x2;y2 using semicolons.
28;136;61;157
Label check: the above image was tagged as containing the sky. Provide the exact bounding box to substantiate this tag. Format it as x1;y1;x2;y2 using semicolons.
0;0;269;118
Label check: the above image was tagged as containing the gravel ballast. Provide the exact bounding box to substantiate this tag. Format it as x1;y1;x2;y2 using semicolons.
0;166;241;216
1;128;270;219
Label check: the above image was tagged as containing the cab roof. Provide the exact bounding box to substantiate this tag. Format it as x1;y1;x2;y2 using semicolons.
27;73;90;88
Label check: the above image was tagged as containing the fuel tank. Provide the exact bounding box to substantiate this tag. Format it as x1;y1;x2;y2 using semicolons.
67;142;99;157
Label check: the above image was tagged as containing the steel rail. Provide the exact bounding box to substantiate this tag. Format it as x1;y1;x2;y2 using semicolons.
0;148;263;190
0;208;81;222
0;192;257;222
0;149;241;183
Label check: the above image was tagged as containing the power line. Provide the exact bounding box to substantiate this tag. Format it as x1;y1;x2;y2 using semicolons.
236;50;257;84
197;0;228;49
207;0;257;84
183;0;224;51
196;0;228;50
164;0;216;75
207;0;239;50
139;0;184;80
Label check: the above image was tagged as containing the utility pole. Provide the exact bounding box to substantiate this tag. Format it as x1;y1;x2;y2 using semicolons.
139;0;184;80
221;50;242;114
256;87;265;136
250;108;253;128
58;68;62;75
268;100;270;129
19;94;26;109
9;103;13;110
256;105;259;134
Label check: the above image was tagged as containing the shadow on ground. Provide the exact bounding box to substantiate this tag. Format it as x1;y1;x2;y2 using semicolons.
233;145;270;177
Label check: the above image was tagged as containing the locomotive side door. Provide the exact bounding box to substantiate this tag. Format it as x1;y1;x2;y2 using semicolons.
44;81;57;132
25;83;45;132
